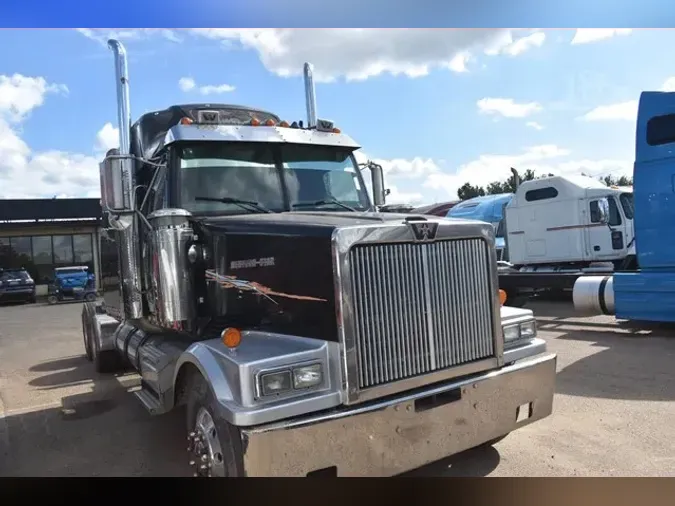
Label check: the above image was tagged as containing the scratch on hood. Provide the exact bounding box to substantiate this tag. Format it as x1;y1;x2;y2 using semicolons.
205;270;327;303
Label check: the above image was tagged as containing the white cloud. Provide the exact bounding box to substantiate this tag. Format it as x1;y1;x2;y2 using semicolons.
189;29;543;82
477;98;543;118
483;30;546;57
95;122;119;153
178;77;196;92
0;74;68;122
526;121;544;130
579;76;675;123
422;145;571;200
76;28;547;82
75;28;181;46
502;32;546;56
178;77;236;95
660;77;675;92
580;100;638;121
571;29;632;45
0;73;102;199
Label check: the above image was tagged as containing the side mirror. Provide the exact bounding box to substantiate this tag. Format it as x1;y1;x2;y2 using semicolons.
100;148;132;213
597;197;610;224
369;162;387;207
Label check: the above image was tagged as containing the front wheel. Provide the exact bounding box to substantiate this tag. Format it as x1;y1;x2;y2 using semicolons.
186;373;245;477
47;295;58;305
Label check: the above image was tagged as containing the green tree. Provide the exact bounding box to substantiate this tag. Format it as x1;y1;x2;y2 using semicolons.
580;172;634;186
457;182;485;201
457;168;538;200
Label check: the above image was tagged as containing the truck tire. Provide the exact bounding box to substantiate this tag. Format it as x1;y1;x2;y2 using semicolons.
89;329;124;374
82;312;94;362
186;373;245;477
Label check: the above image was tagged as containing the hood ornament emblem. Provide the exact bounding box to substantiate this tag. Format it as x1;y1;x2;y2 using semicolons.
409;220;438;241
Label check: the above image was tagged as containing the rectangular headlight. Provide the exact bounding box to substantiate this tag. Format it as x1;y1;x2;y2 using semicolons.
503;324;521;342
293;363;323;389
520;320;536;338
503;320;537;345
260;370;292;396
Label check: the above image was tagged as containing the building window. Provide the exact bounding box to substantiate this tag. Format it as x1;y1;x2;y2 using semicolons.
9;236;32;268
0;237;10;267
73;234;94;264
0;233;96;284
31;236;53;282
52;235;74;265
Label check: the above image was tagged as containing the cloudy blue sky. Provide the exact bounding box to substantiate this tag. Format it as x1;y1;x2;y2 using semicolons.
0;28;672;204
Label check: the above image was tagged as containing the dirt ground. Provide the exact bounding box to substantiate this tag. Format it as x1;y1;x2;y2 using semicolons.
1;299;674;477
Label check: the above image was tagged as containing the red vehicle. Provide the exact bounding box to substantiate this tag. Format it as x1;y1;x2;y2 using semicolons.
413;201;459;217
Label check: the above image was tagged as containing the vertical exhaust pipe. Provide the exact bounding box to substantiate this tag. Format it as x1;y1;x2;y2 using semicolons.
303;62;317;128
108;39;132;158
107;38;143;320
510;167;521;190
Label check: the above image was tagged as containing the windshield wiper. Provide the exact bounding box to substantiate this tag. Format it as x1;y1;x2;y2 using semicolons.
292;199;357;212
195;196;273;214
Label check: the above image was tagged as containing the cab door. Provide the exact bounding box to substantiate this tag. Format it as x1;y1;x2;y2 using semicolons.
586;197;616;260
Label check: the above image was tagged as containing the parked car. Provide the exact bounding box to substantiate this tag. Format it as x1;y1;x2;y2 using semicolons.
0;267;36;304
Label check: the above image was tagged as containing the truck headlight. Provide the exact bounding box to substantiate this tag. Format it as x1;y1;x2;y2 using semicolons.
293;363;323;389
260;370;292;396
258;363;324;397
503;319;537;346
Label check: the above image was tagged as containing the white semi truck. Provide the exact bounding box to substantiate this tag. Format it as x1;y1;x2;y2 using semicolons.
447;172;635;306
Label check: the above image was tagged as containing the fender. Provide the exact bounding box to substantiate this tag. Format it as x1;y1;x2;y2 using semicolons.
82;302;120;353
171;333;343;427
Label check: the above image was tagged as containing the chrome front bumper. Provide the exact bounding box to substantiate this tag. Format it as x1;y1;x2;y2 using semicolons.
240;352;557;477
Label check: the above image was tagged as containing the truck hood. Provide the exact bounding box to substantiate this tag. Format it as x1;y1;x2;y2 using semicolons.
198;210;485;237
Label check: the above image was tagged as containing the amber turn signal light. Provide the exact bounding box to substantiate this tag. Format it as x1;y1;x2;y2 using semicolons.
221;327;242;348
499;289;507;306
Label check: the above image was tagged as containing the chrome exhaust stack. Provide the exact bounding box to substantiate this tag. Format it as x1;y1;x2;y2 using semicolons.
106;38;143;320
108;39;132;158
303;62;317;129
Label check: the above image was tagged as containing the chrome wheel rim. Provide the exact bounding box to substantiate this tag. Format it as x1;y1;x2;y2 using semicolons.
187;407;225;477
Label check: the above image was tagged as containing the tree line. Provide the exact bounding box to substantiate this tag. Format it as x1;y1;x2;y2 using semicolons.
456;169;633;201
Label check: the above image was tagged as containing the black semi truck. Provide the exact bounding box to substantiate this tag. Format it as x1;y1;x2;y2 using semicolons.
81;38;557;477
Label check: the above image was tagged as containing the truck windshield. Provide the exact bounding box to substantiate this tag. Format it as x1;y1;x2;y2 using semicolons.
178;143;370;214
620;192;634;219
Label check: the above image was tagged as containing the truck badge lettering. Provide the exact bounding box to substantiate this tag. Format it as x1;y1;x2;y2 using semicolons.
230;257;275;270
205;269;326;303
410;222;438;241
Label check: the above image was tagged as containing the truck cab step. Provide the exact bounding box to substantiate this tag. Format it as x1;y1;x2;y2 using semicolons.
133;387;168;415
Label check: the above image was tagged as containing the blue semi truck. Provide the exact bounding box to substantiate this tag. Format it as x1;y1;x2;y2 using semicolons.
574;90;675;322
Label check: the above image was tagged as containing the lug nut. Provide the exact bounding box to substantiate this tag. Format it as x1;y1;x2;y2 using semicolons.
201;454;209;462
189;460;195;466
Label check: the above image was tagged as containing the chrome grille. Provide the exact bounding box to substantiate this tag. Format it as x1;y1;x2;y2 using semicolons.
348;238;496;390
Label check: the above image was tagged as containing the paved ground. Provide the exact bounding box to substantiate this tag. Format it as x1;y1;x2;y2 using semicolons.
1;299;674;477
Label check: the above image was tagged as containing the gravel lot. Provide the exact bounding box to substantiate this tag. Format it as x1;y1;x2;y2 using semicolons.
1;299;674;477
